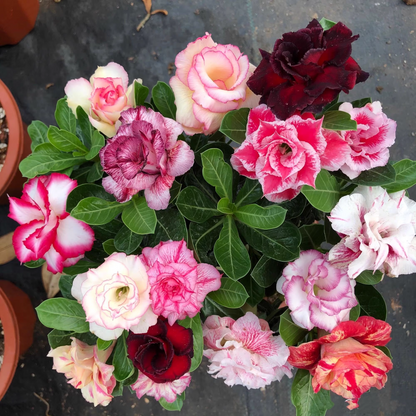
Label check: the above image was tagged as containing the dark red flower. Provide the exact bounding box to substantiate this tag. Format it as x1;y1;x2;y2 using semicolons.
126;317;193;383
247;20;369;120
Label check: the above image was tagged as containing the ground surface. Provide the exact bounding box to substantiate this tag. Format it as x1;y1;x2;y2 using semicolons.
0;0;416;415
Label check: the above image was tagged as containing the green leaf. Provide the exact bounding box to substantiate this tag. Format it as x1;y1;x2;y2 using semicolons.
20;153;86;178
85;130;105;160
240;275;265;307
384;159;416;192
189;217;223;265
24;259;46;269
87;161;103;182
36;298;89;332
97;338;114;351
349;304;360;321
160;392;185;411
351;97;372;108
299;224;325;250
202;297;244;320
208;277;249;308
351;164;396;186
237;221;301;262
356;270;383;285
321;110;357;131
279;194;308;219
376;346;392;359
32;143;61;154
28;120;49;151
76;106;94;148
48;126;88;154
234;203;286;230
145;207;188;247
102;239;117;255
122;195;157;235
279;309;308;346
235;178;262;207
113;331;134;382
134;81;149;107
319;17;337;30
59;275;76;300
114;225;143;254
214;216;251;280
301;170;340;213
176;186;219;223
219;108;250;144
178;314;203;372
291;369;334;416
201;148;233;200
184;167;218;203
194;142;234;166
169;180;182;205
355;283;387;320
47;329;97;349
324;215;340;246
71;165;92;184
71;197;126;225
55;97;76;134
217;198;235;214
67;183;114;212
151;81;176;119
63;259;100;275
251;255;283;288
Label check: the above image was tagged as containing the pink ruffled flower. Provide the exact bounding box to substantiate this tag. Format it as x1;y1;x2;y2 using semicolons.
203;312;292;389
231;104;348;202
47;337;116;406
277;250;357;332
65;62;138;137
140;240;222;325
131;372;191;403
337;101;396;179
72;252;158;340
169;33;259;135
8;173;94;274
328;186;416;278
100;106;194;210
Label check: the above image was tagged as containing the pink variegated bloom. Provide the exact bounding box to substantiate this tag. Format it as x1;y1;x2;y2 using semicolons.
169;33;259;135
231;104;349;203
47;338;116;406
131;372;191;403
72;252;158;340
337;101;396;179
203;312;292;389
65;62;139;137
140;240;221;325
328;186;416;278
277;250;357;332
100;107;194;210
8;173;94;274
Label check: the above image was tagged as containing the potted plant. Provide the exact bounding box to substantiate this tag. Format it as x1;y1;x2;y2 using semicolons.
0;281;36;401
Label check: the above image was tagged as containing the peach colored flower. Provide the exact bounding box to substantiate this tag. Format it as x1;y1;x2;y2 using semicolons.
47;338;116;406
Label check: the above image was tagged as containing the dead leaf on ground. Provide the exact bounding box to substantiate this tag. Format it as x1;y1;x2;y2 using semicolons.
45;83;54;89
42;263;61;299
142;0;152;14
137;0;168;32
151;9;168;15
0;232;16;265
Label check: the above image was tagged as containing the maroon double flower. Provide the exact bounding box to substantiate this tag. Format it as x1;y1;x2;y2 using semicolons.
247;19;369;120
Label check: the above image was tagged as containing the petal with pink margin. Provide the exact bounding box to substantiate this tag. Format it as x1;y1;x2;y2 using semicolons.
8;196;44;225
12;220;44;263
166;140;195;177
64;78;93;115
90;62;129;91
320;129;350;171
43;245;65;274
144;175;175;210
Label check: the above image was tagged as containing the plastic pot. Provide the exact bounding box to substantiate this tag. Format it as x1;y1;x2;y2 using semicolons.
0;280;36;401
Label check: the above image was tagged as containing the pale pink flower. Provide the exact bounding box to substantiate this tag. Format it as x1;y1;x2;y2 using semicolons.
337;101;396;179
65;62;139;137
47;337;116;406
8;173;94;274
100;106;194;210
231;104;348;202
328;186;416;278
140;240;222;325
277;250;357;332
131;372;191;403
169;33;259;135
72;252;158;340
203;312;292;389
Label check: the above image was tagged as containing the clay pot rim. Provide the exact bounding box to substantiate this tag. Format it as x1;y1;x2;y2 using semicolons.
0;285;20;401
0;80;24;198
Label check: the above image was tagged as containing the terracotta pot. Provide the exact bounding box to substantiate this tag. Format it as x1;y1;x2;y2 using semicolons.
0;80;32;205
0;280;36;401
0;0;40;46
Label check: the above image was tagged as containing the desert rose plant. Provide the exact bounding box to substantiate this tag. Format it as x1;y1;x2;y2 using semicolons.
11;17;416;413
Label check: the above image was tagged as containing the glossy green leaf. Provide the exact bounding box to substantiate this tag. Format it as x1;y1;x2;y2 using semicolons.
122;195;156;235
235;178;262;207
24;259;46;268
76;106;94;148
217;198;235;214
299;224;325;250
67;183;115;212
319;17;337;30
48;126;88;154
384;159;416;192
55;97;76;134
169;180;182;205
279;193;308;219
194;142;234;166
376;346;392;359
28;120;48;151
219;108;250;144
234;203;286;230
240;275;265;307
32;143;60;154
102;239;117;255
351;97;372;108
324;215;340;245
85;130;105;160
134;80;149;107
63;259;100;275
355;283;387;321
59;275;76;300
97;338;114;351
356;270;383;285
349;304;360;321
251;255;283;288
178;314;203;372
176;186;219;223
184;167;218;203
279;309;308;346
208;277;249;308
113;331;134;382
47;329;97;349
114;225;143;254
71;197;126;225
151;81;176;119
202;297;244;320
87;161;103;182
160;392;185;411
351;164;396;186
321;110;357;131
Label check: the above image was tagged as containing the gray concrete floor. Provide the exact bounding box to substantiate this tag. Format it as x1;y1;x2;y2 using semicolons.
0;0;416;415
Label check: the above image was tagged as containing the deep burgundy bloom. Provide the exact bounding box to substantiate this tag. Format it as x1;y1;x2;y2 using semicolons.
247;20;369;120
127;317;193;383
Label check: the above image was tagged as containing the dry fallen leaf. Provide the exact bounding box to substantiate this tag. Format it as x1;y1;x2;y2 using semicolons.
45;83;54;89
151;9;168;15
137;0;168;32
0;232;16;265
41;263;61;299
142;0;152;14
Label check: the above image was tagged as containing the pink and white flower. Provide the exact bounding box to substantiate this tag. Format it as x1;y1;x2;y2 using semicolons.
337;101;396;179
47;337;116;406
65;62;138;137
140;240;222;325
203;312;292;389
9;173;94;274
231;104;348;202
100;106;194;210
169;33;259;135
277;250;357;332
72;252;158;340
131;372;191;403
328;186;416;278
